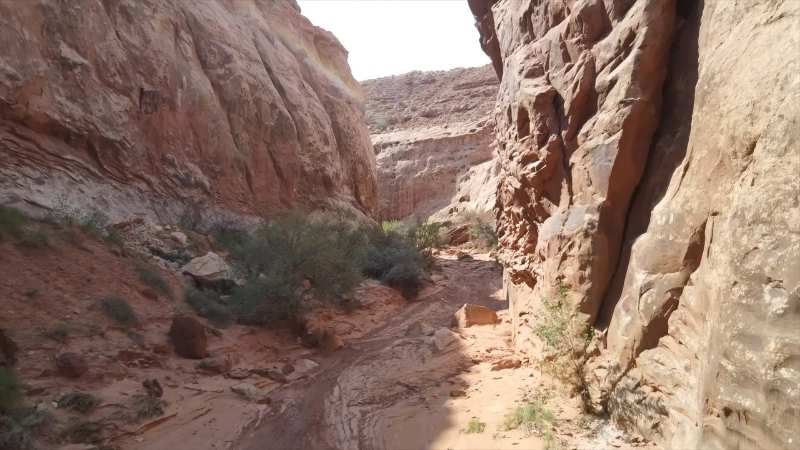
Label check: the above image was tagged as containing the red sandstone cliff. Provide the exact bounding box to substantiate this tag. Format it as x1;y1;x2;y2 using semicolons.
472;0;800;448
0;0;377;223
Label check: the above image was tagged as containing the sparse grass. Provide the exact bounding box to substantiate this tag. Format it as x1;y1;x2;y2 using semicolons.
464;417;486;434
99;296;138;327
41;323;70;343
184;287;233;327
61;420;103;444
0;407;51;450
534;282;594;381
135;263;172;299
131;395;165;421
17;229;50;249
0;369;21;413
0;206;28;241
57;392;99;414
456;209;497;250
502;399;555;435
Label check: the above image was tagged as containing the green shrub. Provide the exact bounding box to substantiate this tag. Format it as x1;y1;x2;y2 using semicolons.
57;392;99;414
456;210;498;250
184;287;233;327
382;262;424;299
0;207;27;241
534;282;592;380
363;227;427;299
464;417;486;434
229;277;300;326
135;264;172;298
0;369;21;413
41;323;70;343
131;395;165;420
99;296;138;327
0;407;50;450
503;399;555;435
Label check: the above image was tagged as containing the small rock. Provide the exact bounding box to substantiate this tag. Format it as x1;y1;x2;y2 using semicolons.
169;231;189;246
449;389;467;398
140;288;158;301
292;358;319;375
226;368;251;380
432;328;460;352
55;352;88;378
230;383;270;403
143;378;163;398
0;329;19;367
453;304;499;328
405;321;436;337
491;358;522;371
456;251;473;261
254;369;288;384
168;315;208;359
281;363;295;375
196;356;232;375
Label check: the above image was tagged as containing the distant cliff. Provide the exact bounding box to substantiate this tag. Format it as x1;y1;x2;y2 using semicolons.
362;65;499;220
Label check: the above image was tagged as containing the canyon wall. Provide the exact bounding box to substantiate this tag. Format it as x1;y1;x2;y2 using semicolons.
0;0;377;223
472;0;799;449
362;66;499;221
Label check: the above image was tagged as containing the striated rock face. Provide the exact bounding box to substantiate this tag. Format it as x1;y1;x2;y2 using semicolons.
362;66;499;220
0;0;377;223
473;0;799;448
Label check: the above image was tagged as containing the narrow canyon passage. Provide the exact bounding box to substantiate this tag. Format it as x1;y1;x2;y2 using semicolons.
234;251;648;450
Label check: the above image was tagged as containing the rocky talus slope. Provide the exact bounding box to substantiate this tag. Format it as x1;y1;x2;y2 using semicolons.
471;0;799;448
0;0;376;222
362;66;499;220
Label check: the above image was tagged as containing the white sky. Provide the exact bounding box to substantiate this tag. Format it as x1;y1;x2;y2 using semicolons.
298;0;490;81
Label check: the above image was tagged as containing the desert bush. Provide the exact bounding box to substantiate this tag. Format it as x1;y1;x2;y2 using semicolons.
455;210;497;250
0;369;21;413
0;207;27;241
57;392;99;414
503;399;555;435
184;287;233;327
41;323;70;343
135;264;172;299
464;417;486;434
99;296;138;327
0;407;50;450
131;395;165;420
534;283;594;381
61;420;103;444
363;227;427;298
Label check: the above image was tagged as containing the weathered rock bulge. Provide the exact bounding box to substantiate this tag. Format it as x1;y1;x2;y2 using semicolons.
0;0;377;222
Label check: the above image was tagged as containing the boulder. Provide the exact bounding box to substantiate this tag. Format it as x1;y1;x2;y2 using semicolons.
453;304;499;328
230;383;270;403
55;352;88;378
196;356;232;375
0;329;18;367
431;328;460;352
168;316;208;359
405;321;436;337
180;252;233;289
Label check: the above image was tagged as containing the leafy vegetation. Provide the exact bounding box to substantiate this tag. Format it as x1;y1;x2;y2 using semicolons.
456;209;498;250
41;323;70;343
464;417;486;434
502;399;555;435
135;263;172;299
184;287;233;327
534;283;594;381
0;369;21;413
0;407;50;450
99;296;138;327
0;206;28;241
57;392;99;414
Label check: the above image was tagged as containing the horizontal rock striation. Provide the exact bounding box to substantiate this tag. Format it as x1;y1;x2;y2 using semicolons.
473;0;799;448
0;0;377;223
362;66;499;220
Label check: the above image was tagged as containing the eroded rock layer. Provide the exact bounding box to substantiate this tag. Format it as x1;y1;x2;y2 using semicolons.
362;66;499;220
473;0;799;448
0;0;377;222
